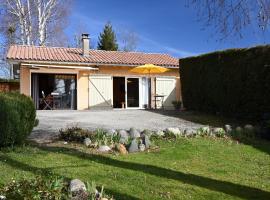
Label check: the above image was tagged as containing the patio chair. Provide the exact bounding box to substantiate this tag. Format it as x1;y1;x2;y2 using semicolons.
41;91;53;110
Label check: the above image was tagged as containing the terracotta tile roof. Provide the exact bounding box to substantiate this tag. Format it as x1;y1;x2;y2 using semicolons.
7;45;179;68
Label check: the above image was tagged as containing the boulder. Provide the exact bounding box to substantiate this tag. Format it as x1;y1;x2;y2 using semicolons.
128;139;139;153
119;130;129;139
244;124;254;131
155;130;165;137
106;129;117;136
119;137;128;144
143;135;151;149
129;127;141;139
236;126;243;133
196;126;210;136
213;127;226;137
70;179;86;193
201;126;210;134
224;124;232;133
141;129;153;137
83;138;91;147
116;143;128;155
139;143;146;152
0;195;6;200
166;127;181;135
244;124;255;137
184;129;196;137
98;145;111;152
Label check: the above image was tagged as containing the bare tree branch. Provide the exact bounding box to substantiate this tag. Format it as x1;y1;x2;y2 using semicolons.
187;0;270;40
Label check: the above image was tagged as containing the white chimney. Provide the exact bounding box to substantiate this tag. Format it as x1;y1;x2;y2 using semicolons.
81;33;90;57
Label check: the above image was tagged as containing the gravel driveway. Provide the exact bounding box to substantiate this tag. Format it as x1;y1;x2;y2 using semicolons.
31;110;204;143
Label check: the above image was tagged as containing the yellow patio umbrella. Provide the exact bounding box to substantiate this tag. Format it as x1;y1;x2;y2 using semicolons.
130;64;169;75
129;64;170;109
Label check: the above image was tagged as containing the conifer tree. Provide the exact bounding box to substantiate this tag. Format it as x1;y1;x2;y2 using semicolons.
97;22;118;51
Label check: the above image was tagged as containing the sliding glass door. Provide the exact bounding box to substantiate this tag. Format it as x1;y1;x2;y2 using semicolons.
31;73;77;110
126;77;140;108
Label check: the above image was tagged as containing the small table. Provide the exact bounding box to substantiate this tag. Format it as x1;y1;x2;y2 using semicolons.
154;95;166;109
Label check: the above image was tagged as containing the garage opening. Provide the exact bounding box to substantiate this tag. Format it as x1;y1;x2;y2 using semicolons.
31;73;77;110
113;77;125;108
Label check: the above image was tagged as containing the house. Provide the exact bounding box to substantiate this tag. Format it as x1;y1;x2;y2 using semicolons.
6;34;180;110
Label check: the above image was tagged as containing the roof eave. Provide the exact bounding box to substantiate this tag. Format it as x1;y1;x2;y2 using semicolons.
6;58;179;68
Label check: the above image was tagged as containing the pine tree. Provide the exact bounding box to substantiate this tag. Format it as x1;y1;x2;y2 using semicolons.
97;22;118;51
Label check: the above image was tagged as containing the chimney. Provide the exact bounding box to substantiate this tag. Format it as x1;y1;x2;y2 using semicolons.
81;33;90;57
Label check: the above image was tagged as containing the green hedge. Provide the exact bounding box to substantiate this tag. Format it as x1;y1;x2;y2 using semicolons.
0;92;36;147
180;45;270;119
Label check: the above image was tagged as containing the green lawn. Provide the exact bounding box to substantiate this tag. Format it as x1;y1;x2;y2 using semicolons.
0;138;269;200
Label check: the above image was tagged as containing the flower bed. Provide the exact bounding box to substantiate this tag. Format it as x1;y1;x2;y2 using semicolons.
58;124;258;154
0;176;113;200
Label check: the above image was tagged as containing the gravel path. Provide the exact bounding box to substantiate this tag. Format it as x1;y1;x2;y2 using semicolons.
30;110;204;143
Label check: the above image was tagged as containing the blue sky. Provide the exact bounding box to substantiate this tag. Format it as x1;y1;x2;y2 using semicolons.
65;0;270;58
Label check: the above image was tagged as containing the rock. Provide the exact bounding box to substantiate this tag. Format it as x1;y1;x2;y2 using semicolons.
83;138;91;147
141;129;153;137
244;124;255;137
129;127;141;139
236;126;243;133
70;179;86;193
128;139;139;153
0;195;6;200
98;145;111;152
166;127;181;135
184;129;195;137
106;129;117;136
244;124;254;131
196;126;210;136
155;130;165;137
116;143;128;155
119;130;129;139
139;143;146;152
143;135;151;149
225;124;232;133
119;137;128;144
201;126;210;134
212;128;226;137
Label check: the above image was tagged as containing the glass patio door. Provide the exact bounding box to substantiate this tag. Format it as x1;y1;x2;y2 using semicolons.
126;77;140;108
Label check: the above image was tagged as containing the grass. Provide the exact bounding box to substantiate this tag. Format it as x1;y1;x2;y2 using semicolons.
0;138;269;200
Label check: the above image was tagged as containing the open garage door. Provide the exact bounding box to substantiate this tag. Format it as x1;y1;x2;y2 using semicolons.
156;77;176;109
89;75;113;109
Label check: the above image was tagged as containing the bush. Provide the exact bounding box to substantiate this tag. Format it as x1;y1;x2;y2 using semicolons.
59;126;93;142
0;92;36;147
180;45;270;120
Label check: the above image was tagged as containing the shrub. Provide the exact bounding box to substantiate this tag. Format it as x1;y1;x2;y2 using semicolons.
180;45;270;120
59;126;94;142
0;92;36;147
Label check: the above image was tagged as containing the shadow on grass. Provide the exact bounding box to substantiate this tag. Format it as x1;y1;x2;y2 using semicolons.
0;154;140;200
31;145;270;200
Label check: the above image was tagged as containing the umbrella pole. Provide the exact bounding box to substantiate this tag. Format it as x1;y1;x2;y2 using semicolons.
148;71;151;109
